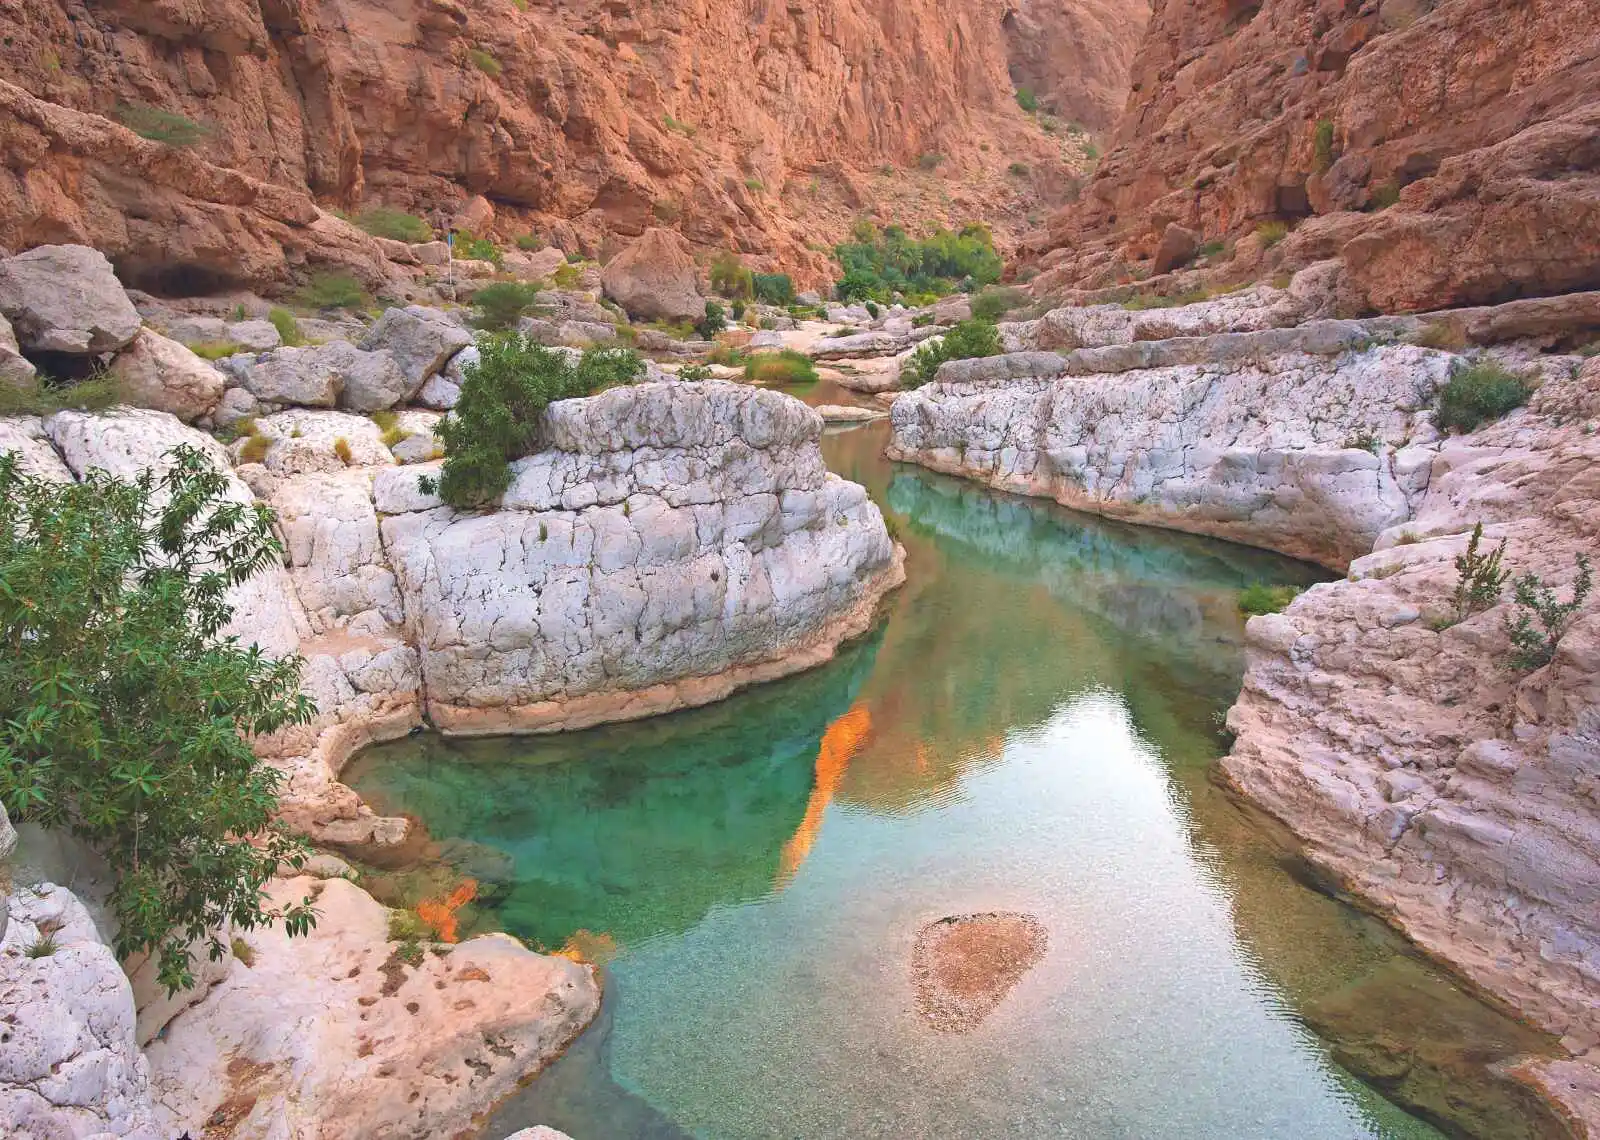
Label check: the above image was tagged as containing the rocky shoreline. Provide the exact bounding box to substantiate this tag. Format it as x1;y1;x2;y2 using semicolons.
885;273;1600;1130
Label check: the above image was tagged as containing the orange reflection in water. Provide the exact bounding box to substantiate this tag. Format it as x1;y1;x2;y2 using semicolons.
776;703;873;887
417;878;478;943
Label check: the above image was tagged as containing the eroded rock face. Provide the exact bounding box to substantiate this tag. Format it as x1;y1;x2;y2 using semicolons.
381;381;903;733
0;883;162;1139
889;337;1453;569
1026;0;1600;313
1219;361;1600;1123
0;0;1112;290
145;877;599;1140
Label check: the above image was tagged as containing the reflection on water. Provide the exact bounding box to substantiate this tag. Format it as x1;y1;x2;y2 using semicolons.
348;410;1556;1140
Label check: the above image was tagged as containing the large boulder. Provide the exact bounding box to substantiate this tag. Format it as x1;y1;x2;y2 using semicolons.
504;247;568;282
600;228;704;322
358;306;471;391
109;329;225;422
221;342;411;412
1152;223;1200;274
0;244;141;354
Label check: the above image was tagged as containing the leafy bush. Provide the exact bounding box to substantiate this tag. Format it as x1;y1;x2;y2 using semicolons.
1435;362;1531;434
833;222;1003;302
678;363;714;382
744;350;818;386
970;286;1028;322
0;371;121;417
455;233;503;268
1015;88;1038;113
744;177;764;192
917;152;944;171
694;301;727;341
729;300;747;322
1238;583;1303;617
467;48;501;77
356;207;432;243
708;343;748;367
1451;522;1508;624
295;272;369;311
1505;555;1592;671
116;102;210;147
1256;221;1289;249
237;432;271;464
268;307;304;347
472;281;542;330
515;233;544;251
752;272;795;305
1198;239;1228;259
710;252;755;299
0;447;317;993
899;319;1002;388
551;263;580;288
422;335;644;508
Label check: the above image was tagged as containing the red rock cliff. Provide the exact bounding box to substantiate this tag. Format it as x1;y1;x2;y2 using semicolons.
1024;0;1600;314
0;0;1142;293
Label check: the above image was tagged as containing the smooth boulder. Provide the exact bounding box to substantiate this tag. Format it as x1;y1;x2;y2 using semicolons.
358;306;471;391
0;244;142;354
600;228;704;322
109;329;225;422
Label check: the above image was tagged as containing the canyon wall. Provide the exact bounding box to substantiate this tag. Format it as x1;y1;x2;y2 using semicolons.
0;0;1141;294
1024;0;1600;314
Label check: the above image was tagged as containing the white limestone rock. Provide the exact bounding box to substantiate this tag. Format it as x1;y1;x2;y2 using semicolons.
220;341;411;412
233;409;395;475
358;306;471;391
0;883;162;1140
109;328;225;422
0;415;73;481
146;877;599;1140
889;344;1454;568
0;245;141;355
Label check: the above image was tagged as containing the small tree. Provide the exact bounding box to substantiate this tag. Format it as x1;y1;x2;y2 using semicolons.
422;334;645;508
0;447;318;993
900;319;1003;388
695;300;727;340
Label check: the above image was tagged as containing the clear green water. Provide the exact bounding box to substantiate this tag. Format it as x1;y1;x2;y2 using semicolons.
347;394;1555;1140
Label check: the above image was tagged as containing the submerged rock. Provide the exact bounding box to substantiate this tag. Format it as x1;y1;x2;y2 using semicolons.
912;912;1047;1032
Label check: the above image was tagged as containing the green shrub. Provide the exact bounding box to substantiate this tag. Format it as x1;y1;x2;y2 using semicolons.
1238;583;1303;617
295;272;369;311
694;301;727;341
1505;554;1592;671
1435;362;1531;434
268;307;304;347
566;251;585;264
0;372;121;417
833;222;1002;302
662;113;696;137
1343;429;1379;453
455;233;503;268
744;177;764;193
1313;119;1336;172
678;363;714;382
900;319;1002;388
1008;162;1030;177
187;340;244;361
1451;522;1508;624
355;207;432;243
467;48;501;77
970;286;1028;322
729;300;747;322
917;152;945;171
1198;239;1228;259
0;446;317;993
710;252;755;300
744;350;818;386
1015;88;1038;113
420;335;645;508
515;233;544;251
1256;221;1289;249
708;343;748;367
471;281;542;330
25;934;59;959
552;263;580;288
752;272;795;305
237;433;271;464
115;102;210;147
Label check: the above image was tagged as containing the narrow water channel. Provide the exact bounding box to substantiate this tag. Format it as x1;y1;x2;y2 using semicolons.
346;385;1558;1140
